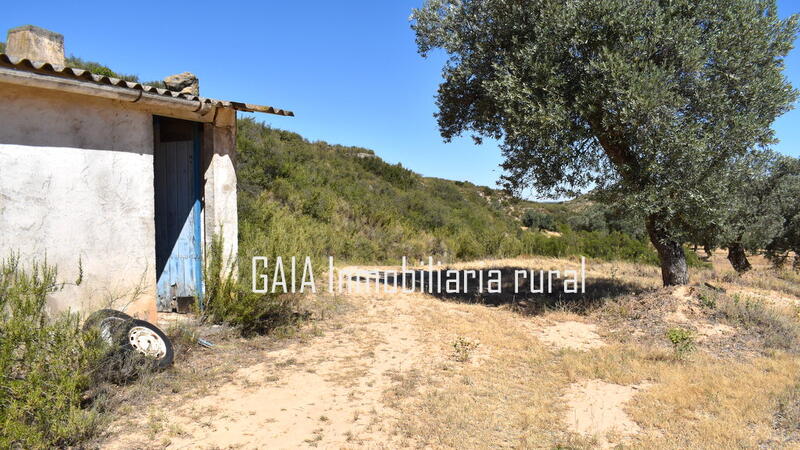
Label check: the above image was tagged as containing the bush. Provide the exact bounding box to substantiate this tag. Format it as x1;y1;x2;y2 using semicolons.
235;118;528;264
0;256;104;448
64;56;139;82
518;225;711;268
566;205;608;232
451;336;479;362
235;119;709;269
202;235;302;337
520;226;661;265
521;209;555;230
666;327;695;359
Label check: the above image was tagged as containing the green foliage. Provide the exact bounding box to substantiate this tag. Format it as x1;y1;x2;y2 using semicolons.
451;336;479;362
236;118;528;264
61;56;162;88
202;235;301;337
566;205;608;233
520;226;639;266
666;327;695;359
412;0;797;204
689;150;787;261
0;255;104;448
521;225;710;267
0;41;5;53
698;291;717;309
566;202;647;239
765;156;800;269
64;56;139;82
521;209;554;231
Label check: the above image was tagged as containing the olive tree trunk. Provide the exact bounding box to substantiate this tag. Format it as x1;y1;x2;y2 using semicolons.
646;215;689;286
726;242;752;274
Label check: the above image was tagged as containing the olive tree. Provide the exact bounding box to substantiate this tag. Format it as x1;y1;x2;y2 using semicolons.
765;156;800;269
705;151;784;273
412;0;798;285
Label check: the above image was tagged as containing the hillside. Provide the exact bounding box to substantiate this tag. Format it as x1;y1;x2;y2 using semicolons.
235;119;673;267
236;118;531;264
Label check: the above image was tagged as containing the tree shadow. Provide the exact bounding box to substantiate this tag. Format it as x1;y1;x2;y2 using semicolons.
351;266;643;316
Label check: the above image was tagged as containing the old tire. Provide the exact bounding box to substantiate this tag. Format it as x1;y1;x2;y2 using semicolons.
120;319;174;369
82;309;132;332
83;309;133;347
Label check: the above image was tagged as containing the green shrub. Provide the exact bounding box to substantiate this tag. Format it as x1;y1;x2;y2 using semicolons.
521;209;555;230
64;56;139;82
666;327;695;359
566;205;608;232
684;249;711;268
516;225;711;268
520;226;660;265
698;290;717;309
451;231;482;260
0;256;104;448
202;235;302;337
235;119;708;269
235;118;529;264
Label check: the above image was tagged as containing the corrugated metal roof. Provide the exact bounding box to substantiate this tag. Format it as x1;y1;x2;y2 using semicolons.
0;53;294;117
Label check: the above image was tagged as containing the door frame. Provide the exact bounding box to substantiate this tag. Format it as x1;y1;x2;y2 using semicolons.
153;116;205;312
190;123;204;310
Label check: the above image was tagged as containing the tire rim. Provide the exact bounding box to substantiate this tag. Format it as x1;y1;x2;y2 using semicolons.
128;326;167;359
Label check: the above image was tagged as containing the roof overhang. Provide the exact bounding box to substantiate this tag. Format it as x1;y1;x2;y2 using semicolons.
0;54;294;120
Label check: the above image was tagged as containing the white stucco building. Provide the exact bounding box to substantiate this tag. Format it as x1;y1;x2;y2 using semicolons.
0;25;293;320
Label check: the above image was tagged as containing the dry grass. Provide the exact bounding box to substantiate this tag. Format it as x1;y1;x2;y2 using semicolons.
773;380;800;444
381;254;800;448
387;300;800;448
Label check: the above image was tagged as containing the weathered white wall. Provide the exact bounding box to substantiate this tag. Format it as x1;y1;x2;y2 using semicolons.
0;82;157;319
204;108;239;270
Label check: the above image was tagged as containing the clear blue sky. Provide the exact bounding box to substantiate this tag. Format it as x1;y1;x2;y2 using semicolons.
2;1;798;196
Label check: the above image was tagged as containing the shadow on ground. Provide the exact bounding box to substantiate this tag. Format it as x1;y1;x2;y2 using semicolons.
350;267;644;315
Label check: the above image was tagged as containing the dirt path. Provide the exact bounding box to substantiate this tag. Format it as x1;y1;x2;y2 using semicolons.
108;269;432;449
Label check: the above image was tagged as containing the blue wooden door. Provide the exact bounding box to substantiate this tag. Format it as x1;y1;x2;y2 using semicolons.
154;117;203;312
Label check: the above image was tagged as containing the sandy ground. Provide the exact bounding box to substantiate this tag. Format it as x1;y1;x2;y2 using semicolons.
563;379;651;448
529;320;605;351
